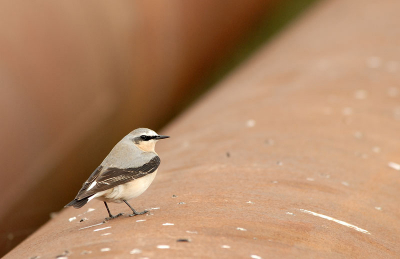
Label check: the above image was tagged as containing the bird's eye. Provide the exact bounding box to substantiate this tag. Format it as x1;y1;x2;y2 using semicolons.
140;135;150;141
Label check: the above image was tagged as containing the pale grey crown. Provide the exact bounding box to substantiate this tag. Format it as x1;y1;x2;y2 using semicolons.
130;128;158;138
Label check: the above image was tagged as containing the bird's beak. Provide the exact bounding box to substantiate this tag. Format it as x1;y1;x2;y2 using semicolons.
155;135;169;140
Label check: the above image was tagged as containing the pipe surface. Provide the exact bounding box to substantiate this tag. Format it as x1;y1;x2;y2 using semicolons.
5;0;400;257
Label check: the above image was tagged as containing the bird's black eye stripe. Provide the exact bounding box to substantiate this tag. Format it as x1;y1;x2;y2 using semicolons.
140;135;151;141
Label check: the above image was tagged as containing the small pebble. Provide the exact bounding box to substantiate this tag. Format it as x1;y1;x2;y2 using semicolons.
221;245;231;249
172;195;177;198
237;227;247;231
176;238;191;242
100;248;111;252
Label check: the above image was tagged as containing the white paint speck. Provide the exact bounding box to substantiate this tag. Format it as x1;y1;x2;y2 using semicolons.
394;107;400;120
341;181;350;186
320;174;330;179
130;249;142;254
157;245;170;249
101;233;111;236
266;139;275;145
342;107;353;116
299;209;370;234
322;107;333;115
354;131;363;139
57;257;68;259
87;208;95;212
372;146;381;153
387;87;399;97
306;178;315;181
221;245;231;249
246;201;254;204
163;223;174;226
286;212;294;215
366;56;382;68
246;119;256;128
388;162;400;171
148;207;160;211
78;222;104;230
272;181;278;184
354;90;367;99
375;207;382;211
100;248;111;252
94;226;111;232
186;231;198;234
251;255;262;259
69;217;76;222
237;227;247;231
386;61;399;72
136;219;146;222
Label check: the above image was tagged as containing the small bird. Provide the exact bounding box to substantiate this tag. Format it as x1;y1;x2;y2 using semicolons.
65;128;169;220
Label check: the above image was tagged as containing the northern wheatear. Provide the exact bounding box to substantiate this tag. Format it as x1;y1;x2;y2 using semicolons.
65;128;169;220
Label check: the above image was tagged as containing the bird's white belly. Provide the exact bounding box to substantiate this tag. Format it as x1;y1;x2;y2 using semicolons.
97;170;158;203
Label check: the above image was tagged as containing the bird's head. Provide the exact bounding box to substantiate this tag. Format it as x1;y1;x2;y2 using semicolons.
129;128;169;152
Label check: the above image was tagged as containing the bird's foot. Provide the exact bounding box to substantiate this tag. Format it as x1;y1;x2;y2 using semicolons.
129;210;148;217
104;212;124;221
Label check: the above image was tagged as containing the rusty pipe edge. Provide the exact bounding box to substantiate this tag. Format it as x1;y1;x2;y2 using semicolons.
5;0;400;257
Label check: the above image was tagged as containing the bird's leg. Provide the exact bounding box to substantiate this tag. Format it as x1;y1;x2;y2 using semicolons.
103;201;124;221
123;200;148;216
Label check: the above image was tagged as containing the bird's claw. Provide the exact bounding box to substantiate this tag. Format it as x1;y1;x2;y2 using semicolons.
129;210;148;217
104;212;124;221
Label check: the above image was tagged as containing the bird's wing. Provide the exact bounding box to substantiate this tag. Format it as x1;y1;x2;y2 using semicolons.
75;156;160;200
74;165;104;198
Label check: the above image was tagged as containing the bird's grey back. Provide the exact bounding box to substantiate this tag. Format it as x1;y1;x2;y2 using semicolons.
100;137;157;169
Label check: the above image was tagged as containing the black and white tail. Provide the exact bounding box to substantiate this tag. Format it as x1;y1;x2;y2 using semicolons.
65;197;89;209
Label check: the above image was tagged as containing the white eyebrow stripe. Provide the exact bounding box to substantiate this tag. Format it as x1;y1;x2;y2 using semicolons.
299;209;370;235
87;181;97;191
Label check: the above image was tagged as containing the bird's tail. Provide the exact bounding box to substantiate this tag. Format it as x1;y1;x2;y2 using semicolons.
65;198;89;209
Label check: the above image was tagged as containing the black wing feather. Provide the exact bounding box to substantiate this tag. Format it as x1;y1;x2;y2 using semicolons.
75;156;160;200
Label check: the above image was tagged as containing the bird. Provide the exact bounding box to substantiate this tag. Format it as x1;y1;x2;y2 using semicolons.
65;128;169;221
